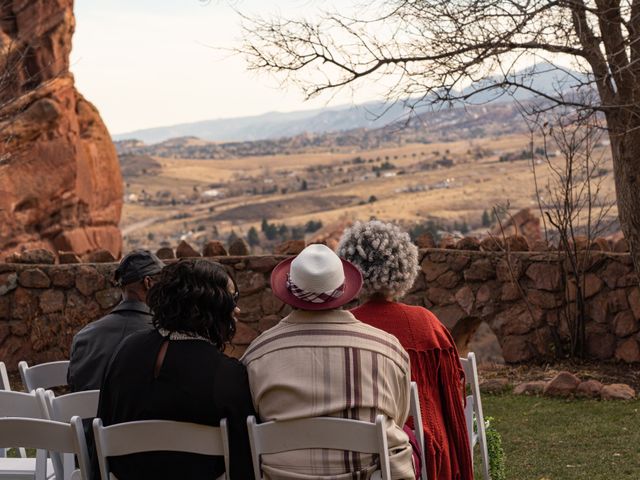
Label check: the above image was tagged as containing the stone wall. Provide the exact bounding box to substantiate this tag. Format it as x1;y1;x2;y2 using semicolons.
0;250;638;370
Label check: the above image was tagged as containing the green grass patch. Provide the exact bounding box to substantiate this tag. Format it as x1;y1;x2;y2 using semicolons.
478;394;640;479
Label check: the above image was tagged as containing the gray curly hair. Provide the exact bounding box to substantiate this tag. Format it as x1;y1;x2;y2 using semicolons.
338;220;419;299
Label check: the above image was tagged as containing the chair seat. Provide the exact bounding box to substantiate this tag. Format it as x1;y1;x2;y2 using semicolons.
0;457;55;478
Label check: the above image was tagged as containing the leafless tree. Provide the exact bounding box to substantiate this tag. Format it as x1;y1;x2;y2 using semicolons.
238;0;640;281
531;107;614;357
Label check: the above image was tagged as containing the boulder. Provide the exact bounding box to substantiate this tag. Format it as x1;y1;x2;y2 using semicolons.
526;263;562;291
454;286;475;314
18;268;50;288
0;0;123;260
39;289;64;314
615;338;640;363
273;240;305;255
464;259;495;281
203;241;228;257
500;335;535;363
455;237;481;251
586;332;617;360
575;379;603;398
13;249;56;265
58;251;81;264
86;249;116;263
176;240;201;258
436;270;461;289
543;371;580;397
415;233;436;248
229;238;250;256
248;256;281;273
50;268;75;288
479;378;510;394
613;311;638;337
479;236;503;252
513;381;547;395
628;288;640;320
75;266;105;296
590;237;610;251
426;287;454;306
155;247;175;260
421;260;449;282
505;235;530;252
613;238;629;253
601;383;636;400
233;322;259;345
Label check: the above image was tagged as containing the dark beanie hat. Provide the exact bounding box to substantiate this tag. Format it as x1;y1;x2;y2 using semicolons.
114;250;165;286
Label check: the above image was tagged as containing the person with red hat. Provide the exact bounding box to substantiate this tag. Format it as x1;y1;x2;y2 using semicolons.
242;244;416;479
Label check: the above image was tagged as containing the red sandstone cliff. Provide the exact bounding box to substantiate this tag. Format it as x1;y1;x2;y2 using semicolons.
0;0;123;259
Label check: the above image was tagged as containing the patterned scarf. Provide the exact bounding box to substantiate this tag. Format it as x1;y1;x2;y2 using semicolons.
286;273;345;303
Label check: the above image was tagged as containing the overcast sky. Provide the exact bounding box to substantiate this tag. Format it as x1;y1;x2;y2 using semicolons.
71;0;378;135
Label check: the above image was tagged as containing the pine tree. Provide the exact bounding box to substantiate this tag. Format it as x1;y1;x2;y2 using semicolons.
247;226;260;247
481;209;491;227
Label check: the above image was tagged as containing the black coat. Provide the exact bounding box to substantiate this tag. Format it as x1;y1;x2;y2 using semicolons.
68;300;153;392
97;330;256;480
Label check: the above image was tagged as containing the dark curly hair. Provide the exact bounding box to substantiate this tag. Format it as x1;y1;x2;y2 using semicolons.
147;258;237;351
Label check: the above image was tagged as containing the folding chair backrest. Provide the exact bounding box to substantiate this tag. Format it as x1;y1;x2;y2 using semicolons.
93;418;230;480
247;415;391;480
19;361;69;392
0;389;45;418
0;389;42;460
41;390;99;480
409;382;428;480
43;390;99;422
0;417;90;479
0;362;10;391
459;352;490;480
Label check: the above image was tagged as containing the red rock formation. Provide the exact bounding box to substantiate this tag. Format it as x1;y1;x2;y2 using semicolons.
490;208;541;245
0;0;123;260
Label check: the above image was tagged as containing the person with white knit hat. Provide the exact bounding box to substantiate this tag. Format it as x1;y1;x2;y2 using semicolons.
242;243;416;479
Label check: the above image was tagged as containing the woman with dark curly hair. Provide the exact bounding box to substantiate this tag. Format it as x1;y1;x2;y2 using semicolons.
96;258;255;480
338;221;473;480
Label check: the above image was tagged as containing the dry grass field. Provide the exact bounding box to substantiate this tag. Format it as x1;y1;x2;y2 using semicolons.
120;132;619;250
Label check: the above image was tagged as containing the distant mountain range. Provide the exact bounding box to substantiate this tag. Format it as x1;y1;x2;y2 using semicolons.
113;63;589;145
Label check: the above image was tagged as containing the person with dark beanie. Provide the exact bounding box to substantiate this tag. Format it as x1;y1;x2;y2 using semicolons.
68;249;165;392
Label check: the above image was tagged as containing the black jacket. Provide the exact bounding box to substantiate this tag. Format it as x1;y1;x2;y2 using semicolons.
68;300;153;392
97;330;256;480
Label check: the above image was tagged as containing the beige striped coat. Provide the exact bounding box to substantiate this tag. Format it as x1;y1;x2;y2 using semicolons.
242;309;416;480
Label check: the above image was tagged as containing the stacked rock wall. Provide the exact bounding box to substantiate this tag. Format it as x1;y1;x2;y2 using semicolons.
0;250;638;370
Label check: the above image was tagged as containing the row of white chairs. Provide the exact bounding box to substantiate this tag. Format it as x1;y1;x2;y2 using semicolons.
1;353;489;480
0;388;415;480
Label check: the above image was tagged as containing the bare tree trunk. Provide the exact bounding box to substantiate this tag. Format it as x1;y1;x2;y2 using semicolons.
609;114;640;282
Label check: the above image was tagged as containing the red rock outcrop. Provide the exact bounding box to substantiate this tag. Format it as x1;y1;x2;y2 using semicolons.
490;208;541;245
0;0;123;260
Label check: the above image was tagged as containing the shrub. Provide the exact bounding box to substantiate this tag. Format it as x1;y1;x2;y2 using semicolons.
485;416;506;480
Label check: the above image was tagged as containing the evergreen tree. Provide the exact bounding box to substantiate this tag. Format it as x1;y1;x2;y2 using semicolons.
247;226;260;247
227;230;239;247
481;209;491;227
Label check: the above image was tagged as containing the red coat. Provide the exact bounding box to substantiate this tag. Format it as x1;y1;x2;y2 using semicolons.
351;300;473;480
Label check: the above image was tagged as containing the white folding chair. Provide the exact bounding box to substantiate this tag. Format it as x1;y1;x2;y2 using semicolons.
247;414;392;480
408;382;428;480
0;362;23;458
0;417;89;480
459;352;490;480
93;418;230;480
40;390;99;480
18;361;69;393
0;362;9;391
0;389;56;480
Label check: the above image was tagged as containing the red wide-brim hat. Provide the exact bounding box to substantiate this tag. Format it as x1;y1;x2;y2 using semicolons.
270;256;363;311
